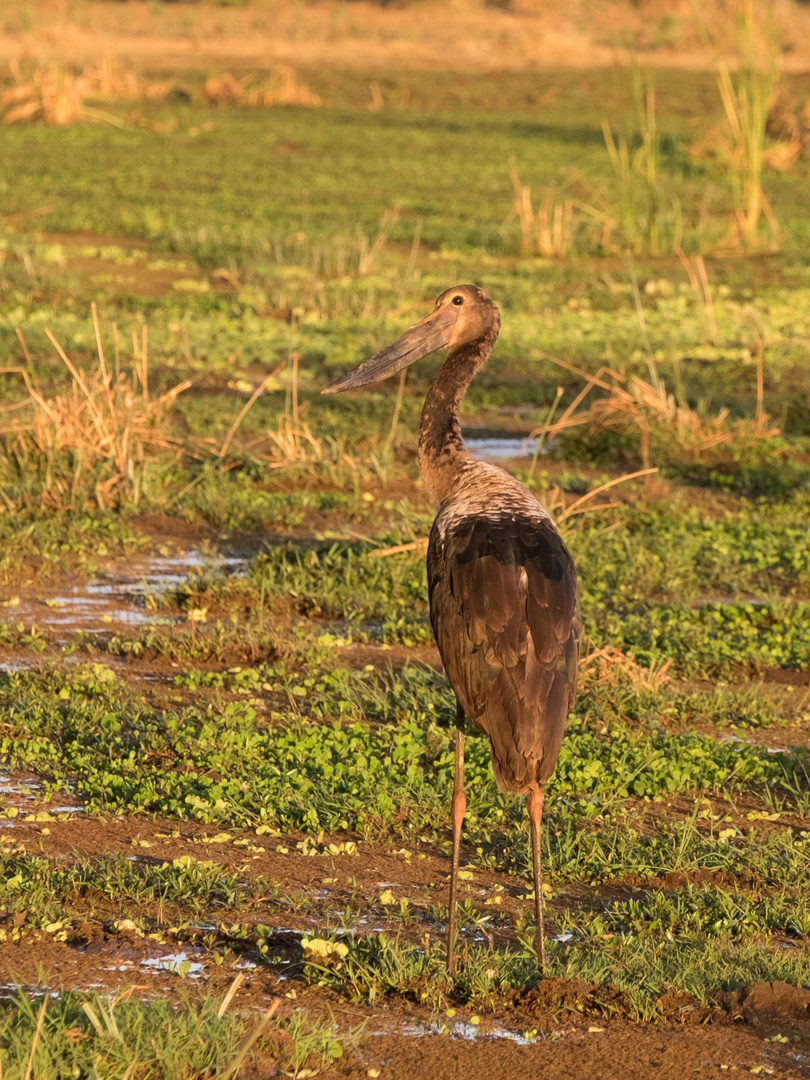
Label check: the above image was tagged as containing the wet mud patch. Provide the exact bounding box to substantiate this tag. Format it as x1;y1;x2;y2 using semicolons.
720;981;810;1024
1;811;809;1077
516;975;717;1025
1;929;808;1080
350;1020;807;1080
0;547;247;638
0;772;86;826
0;512;807;1079
0;933;277;1003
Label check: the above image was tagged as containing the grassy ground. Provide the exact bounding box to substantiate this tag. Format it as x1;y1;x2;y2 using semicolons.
1;36;810;1079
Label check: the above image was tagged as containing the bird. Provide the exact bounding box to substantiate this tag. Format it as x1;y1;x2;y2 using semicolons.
322;284;580;972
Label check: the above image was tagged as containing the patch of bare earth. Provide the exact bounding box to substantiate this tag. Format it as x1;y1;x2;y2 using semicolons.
0;792;808;1076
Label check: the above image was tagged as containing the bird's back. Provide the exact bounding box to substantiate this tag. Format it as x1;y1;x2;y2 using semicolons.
427;465;580;793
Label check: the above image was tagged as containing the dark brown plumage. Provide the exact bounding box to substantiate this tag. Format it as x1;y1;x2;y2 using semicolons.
428;509;579;791
323;284;580;971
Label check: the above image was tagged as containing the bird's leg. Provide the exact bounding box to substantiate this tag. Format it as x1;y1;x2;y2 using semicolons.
447;701;466;975
527;786;546;973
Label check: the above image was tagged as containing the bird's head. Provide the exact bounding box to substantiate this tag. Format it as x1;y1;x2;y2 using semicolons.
322;284;500;395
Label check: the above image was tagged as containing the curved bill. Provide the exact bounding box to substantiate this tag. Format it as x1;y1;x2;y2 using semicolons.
322;305;457;395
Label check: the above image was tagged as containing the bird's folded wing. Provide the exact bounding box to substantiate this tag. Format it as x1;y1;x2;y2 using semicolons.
428;512;580;789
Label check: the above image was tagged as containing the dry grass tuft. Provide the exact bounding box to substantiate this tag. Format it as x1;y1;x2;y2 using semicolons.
262;354;327;468
509;158;574;259
200;353;332;474
1;62;100;126
579;646;672;693
690;0;788;247
529;352;779;476
203;67;321;108
2;307;189;509
0;58;171;126
213;354;319;468
87;58;172;103
1;320;365;510
765;87;810;170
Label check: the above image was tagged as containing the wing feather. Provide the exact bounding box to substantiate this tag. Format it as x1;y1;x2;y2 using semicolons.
428;506;580;793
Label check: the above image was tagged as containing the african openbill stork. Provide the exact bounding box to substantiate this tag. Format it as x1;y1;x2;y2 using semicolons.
323;285;580;971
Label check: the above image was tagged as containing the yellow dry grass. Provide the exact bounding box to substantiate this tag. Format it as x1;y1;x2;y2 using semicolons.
578;646;672;693
260;354;329;468
3;307;189;508
195;352;331;473
0;58;170;126
4;1;810;76
530;353;780;475
203;67;321;109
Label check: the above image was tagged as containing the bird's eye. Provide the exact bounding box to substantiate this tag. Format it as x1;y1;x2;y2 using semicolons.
452;296;464;306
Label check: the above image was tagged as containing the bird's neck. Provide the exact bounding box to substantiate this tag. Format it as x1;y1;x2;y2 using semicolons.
418;331;497;504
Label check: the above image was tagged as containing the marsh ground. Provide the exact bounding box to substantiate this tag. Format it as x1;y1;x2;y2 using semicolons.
1;5;810;1076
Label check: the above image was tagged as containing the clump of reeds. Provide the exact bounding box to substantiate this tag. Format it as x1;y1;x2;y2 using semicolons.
528;352;779;477
510;70;685;258
690;0;788;248
2;307;189;509
0;58;170;126
596;68;676;255
203;67;321;108
509;158;574;258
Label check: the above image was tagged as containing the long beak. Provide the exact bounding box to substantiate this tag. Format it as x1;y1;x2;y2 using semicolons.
322;305;457;395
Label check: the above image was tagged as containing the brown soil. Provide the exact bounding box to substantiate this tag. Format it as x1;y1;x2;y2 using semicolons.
3;915;809;1080
1;775;810;1077
2;930;809;1078
2;517;809;1078
342;1020;809;1080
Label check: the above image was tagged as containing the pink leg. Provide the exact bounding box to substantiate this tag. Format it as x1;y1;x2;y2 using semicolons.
527;786;546;972
447;702;466;974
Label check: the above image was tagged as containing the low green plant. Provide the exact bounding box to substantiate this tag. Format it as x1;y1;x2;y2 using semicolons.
0;659;805;835
0;986;354;1080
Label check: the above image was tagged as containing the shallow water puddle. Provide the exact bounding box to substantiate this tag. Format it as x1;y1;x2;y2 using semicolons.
721;733;793;756
0;775;40;796
141;950;207;979
465;436;539;461
2;549;246;637
0;774;41;822
0;773;86;824
372;1018;544;1046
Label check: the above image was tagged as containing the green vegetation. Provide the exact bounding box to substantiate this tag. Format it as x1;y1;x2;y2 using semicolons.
1;659;805;831
0;988;351;1080
304;931;810;1019
0;48;809;1057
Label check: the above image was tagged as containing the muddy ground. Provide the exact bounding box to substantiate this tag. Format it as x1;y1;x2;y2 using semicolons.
1;511;809;1078
3;13;810;1069
2;803;810;1078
